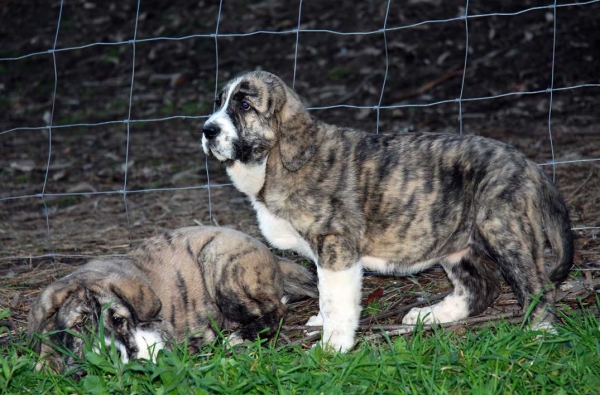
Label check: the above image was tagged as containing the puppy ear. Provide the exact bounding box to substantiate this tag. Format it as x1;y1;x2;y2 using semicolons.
26;280;81;351
276;81;316;172
103;276;162;322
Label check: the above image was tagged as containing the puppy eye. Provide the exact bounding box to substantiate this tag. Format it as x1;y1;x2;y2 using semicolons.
112;316;124;326
72;315;89;330
240;101;251;111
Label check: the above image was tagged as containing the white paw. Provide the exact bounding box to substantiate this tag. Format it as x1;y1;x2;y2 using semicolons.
320;329;355;353
402;307;436;325
402;293;470;325
305;314;324;327
225;332;245;348
531;321;558;335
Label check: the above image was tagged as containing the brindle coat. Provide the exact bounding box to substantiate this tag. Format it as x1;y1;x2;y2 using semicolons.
202;70;574;352
27;226;317;371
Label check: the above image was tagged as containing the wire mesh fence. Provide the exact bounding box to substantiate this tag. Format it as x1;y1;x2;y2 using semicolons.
1;0;599;264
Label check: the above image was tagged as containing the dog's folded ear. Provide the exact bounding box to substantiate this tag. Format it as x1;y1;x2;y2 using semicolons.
277;81;316;172
26;279;82;350
27;270;162;348
102;276;162;322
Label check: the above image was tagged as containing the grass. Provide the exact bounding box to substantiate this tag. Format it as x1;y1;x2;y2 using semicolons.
15;174;31;184
363;299;389;316
1;301;599;394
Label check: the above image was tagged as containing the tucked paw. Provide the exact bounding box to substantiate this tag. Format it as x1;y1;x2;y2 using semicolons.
304;314;323;336
402;295;470;325
305;314;324;327
531;321;558;335
225;332;245;348
402;307;436;325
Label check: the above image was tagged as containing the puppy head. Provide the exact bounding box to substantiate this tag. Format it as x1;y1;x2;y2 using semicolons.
202;71;316;171
27;265;171;372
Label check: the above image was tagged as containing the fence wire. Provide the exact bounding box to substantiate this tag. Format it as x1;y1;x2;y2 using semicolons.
1;0;599;263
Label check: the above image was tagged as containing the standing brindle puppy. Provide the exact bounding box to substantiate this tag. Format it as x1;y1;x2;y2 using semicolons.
201;71;574;352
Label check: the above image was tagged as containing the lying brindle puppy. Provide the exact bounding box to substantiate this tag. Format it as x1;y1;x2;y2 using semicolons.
27;226;317;371
201;70;573;352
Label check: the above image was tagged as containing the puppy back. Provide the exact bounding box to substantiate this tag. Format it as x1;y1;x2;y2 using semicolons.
129;226;285;338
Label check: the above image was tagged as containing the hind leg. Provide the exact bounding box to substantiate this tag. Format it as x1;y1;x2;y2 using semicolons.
474;210;556;328
402;251;502;324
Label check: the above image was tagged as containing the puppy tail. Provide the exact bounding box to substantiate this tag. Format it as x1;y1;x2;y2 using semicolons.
275;257;318;303
542;180;574;285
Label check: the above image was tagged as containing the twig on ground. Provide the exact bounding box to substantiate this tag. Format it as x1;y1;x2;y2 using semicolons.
362;311;523;342
567;170;595;202
282;325;322;331
283;291;452;332
282;311;527;348
575;250;600;255
284;311;523;333
359;291;451;325
286;331;321;348
278;332;292;346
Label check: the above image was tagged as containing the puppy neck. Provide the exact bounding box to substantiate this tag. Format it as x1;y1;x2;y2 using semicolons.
226;157;268;199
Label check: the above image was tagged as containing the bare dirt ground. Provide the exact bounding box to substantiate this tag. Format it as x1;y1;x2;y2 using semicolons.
1;0;599;343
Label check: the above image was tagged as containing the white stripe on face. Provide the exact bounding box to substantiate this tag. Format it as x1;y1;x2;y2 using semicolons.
202;77;243;161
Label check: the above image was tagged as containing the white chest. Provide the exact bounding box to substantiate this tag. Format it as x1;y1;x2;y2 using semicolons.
226;160;267;197
226;159;317;263
252;201;317;263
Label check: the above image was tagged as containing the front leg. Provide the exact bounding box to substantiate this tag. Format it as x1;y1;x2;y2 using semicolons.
312;234;363;352
317;263;363;352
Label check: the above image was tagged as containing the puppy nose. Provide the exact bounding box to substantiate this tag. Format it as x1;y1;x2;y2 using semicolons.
203;124;220;139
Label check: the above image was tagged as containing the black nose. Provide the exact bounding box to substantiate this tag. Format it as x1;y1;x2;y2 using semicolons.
203;124;220;139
